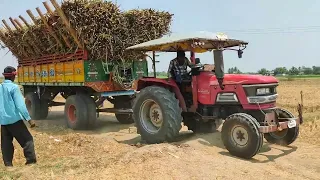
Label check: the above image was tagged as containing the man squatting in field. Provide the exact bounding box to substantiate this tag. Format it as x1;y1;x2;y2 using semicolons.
0;66;37;167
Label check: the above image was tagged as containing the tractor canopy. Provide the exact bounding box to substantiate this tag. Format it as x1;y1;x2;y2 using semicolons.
126;31;248;53
126;31;248;88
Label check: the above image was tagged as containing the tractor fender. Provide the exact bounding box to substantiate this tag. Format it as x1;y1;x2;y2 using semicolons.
135;78;187;112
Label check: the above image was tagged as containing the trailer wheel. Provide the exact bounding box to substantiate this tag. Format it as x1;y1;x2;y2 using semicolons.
264;108;299;146
221;113;263;159
114;100;134;124
39;98;49;119
64;95;88;130
78;94;97;129
25;92;49;120
132;86;182;143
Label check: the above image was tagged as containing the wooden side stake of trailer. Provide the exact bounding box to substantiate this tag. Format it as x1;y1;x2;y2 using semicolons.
0;29;22;59
26;9;54;46
18;16;45;53
9;17;19;30
49;0;83;49
26;10;38;25
36;7;63;48
2;20;13;33
2;19;29;57
0;28;5;37
8;17;38;56
18;16;31;28
43;1;72;49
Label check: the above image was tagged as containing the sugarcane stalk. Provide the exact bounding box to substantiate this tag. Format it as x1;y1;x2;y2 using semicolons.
43;1;72;49
26;10;54;47
14;18;42;55
2;0;173;62
36;7;64;48
10;18;39;56
2;19;30;57
50;0;83;49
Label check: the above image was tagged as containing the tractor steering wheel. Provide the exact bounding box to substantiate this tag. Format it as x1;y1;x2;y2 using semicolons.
188;64;203;76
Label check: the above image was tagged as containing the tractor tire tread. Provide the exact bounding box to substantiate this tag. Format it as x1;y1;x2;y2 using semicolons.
132;86;182;143
222;113;262;159
78;93;97;129
264;108;299;145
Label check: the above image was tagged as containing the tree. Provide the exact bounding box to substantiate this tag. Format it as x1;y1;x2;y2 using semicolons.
312;66;320;75
257;68;268;75
289;66;299;75
228;67;241;74
303;67;313;75
273;67;288;75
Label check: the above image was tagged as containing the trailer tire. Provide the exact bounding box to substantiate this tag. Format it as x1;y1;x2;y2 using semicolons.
264;108;299;146
114;100;134;124
221;113;263;159
25;92;49;120
132;86;182;143
64;95;88;130
78;94;97;129
39;98;49;119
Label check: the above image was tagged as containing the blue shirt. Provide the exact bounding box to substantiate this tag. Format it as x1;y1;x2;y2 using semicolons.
0;80;31;125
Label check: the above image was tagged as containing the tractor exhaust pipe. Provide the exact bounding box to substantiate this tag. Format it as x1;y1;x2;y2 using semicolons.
214;50;224;90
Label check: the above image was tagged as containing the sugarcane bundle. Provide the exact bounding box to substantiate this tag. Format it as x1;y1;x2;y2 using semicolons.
0;0;173;63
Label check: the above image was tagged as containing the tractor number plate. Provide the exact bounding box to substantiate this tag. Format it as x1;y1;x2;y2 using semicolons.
288;119;297;128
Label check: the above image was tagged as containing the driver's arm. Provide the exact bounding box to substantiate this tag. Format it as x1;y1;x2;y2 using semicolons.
186;57;194;68
167;60;174;78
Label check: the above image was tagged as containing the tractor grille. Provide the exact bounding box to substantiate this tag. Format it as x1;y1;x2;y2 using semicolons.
242;83;278;97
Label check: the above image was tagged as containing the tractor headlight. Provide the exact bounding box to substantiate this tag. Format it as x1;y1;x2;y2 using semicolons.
256;88;270;95
216;93;238;102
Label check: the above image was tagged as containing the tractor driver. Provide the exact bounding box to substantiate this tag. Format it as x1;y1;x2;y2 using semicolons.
167;50;194;84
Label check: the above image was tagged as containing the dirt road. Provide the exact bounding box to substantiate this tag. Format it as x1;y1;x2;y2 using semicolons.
1;102;320;180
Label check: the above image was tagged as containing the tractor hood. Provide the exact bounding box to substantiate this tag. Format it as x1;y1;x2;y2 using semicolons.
202;72;279;85
221;74;279;85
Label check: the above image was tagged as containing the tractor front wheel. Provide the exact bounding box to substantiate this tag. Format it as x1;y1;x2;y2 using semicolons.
221;113;263;159
132;86;182;143
264;108;299;146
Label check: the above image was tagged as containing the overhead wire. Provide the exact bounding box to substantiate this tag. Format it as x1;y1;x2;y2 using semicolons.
221;26;320;34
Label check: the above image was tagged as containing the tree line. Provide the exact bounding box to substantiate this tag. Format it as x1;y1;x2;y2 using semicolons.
228;66;320;76
149;66;320;76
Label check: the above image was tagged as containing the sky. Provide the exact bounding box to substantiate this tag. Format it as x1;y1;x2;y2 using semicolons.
0;0;320;73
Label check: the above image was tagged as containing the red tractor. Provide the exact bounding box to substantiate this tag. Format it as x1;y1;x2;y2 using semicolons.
126;32;303;159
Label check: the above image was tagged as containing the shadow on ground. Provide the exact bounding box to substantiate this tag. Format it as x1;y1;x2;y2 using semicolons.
178;131;298;163
117;129;298;164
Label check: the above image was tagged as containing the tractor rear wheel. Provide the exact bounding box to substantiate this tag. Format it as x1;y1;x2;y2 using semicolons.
64;95;88;130
264;108;299;145
132;86;182;143
221;113;263;159
25;92;49;120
